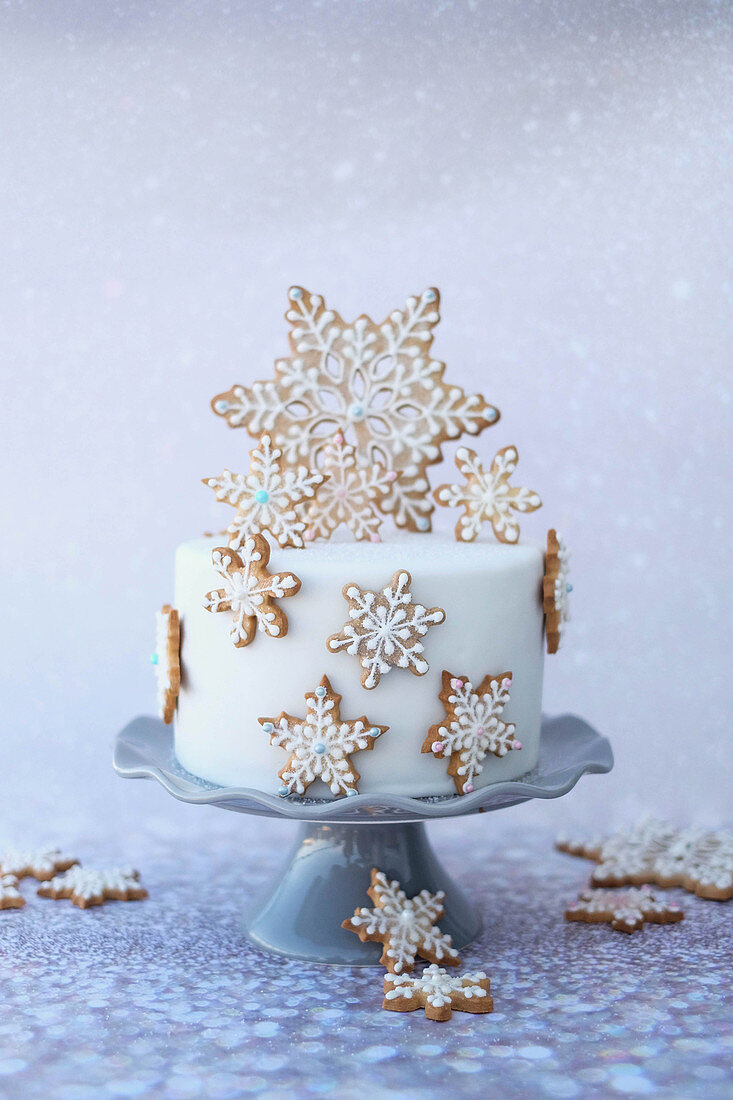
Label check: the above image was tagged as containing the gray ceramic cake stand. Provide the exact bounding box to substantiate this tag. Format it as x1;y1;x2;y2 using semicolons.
113;715;612;965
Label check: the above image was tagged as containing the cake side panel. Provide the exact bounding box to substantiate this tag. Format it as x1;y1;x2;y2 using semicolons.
173;537;544;797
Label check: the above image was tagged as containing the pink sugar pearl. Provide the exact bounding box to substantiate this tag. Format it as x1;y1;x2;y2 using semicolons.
432;741;444;753
513;739;523;750
370;534;380;543
334;432;344;445
451;678;464;690
387;470;398;481
464;783;474;794
304;529;315;542
502;677;512;690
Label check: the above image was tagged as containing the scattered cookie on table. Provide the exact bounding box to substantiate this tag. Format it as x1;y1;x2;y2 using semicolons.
0;874;25;911
38;867;148;909
422;670;521;795
565;886;684;934
202;536;301;649
0;847;79;882
304;434;397;544
543;529;571;654
211;286;499;533
556;820;733;901
327;570;446;689
433;444;542;543
259;675;389;798
383;964;493;1020
343;868;460;974
203;433;326;550
152;604;180;723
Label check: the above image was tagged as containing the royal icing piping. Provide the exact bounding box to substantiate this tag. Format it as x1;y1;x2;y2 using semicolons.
37;866;148;908
565;886;683;934
202;536;301;648
304;433;397;543
434;444;542;543
152;604;180;723
383;964;493;1019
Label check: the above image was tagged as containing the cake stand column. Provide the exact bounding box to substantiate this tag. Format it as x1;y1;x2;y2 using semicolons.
243;820;481;965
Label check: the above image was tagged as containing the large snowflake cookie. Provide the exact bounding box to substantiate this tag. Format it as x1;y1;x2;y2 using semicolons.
152;604;181;723
383;964;493;1020
203;536;301;648
203;433;326;550
543;529;571;654
0;847;79;882
342;868;460;974
259;675;389;798
0;875;25;911
565;886;683;935
327;570;446;689
37;866;148;909
422;671;521;795
557;820;733;901
304;433;397;543
211;287;499;533
434;444;542;543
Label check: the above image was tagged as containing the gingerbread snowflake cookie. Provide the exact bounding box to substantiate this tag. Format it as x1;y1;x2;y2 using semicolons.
152;604;180;723
0;875;25;911
434;445;542;543
327;570;446;689
203;536;301;648
304;434;397;543
565;886;683;934
0;847;79;882
543;529;571;654
343;869;460;973
211;287;499;533
384;965;493;1020
557;820;733;901
203;433;326;551
422;671;521;795
38;866;148;909
260;675;389;798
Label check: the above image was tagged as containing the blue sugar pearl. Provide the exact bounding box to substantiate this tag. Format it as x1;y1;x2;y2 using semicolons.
214;399;229;413
370;727;381;737
314;743;327;755
150;653;159;665
289;287;302;300
416;516;430;531
262;722;274;733
346;788;358;797
348;403;365;420
255;489;270;504
315;686;327;698
278;785;289;796
566;583;574;593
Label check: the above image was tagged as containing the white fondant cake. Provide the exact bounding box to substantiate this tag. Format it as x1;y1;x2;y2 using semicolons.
174;532;545;798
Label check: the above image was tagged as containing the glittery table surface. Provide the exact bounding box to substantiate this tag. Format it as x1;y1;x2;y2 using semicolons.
0;815;730;1100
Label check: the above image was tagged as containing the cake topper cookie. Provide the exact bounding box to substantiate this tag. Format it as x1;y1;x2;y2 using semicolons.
0;847;79;882
543;529;571;653
557;820;733;901
0;875;25;911
38;866;148;909
422;671;521;795
383;965;493;1020
304;434;397;543
211;287;499;533
152;605;180;724
327;570;446;689
433;444;542;543
565;886;683;934
342;868;460;974
203;537;301;649
259;674;389;798
203;433;326;550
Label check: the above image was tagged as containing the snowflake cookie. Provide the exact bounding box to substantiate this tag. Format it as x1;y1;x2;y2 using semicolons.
0;847;79;882
422;671;521;795
327;570;446;689
543;529;571;654
565;886;683;934
203;536;301;648
433;444;542;543
211;287;499;533
342;868;460;974
383;964;493;1020
259;675;389;798
304;434;397;543
557;820;733;901
37;866;148;909
0;875;25;911
152;604;180;723
203;433;326;550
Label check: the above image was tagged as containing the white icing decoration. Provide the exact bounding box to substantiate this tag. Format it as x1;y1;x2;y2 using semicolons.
385;964;490;1010
327;570;445;689
204;434;325;550
305;435;395;543
435;444;542;543
0;874;23;905
153;607;179;720
40;866;144;904
552;533;571;646
346;871;459;973
202;538;300;648
427;674;519;792
567;886;681;932
211;288;499;531
0;847;77;880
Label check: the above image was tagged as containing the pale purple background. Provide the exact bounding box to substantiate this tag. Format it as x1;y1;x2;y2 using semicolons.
2;1;732;848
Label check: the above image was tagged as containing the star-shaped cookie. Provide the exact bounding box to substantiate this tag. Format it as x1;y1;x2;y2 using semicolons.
0;875;25;910
37;866;148;909
433;444;542;543
304;434;397;543
383;964;493;1020
202;536;301;648
152;604;180;723
543;529;571;654
0;847;79;881
565;886;684;934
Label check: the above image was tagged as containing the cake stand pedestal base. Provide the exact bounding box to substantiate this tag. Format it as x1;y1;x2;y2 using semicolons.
243;820;479;965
